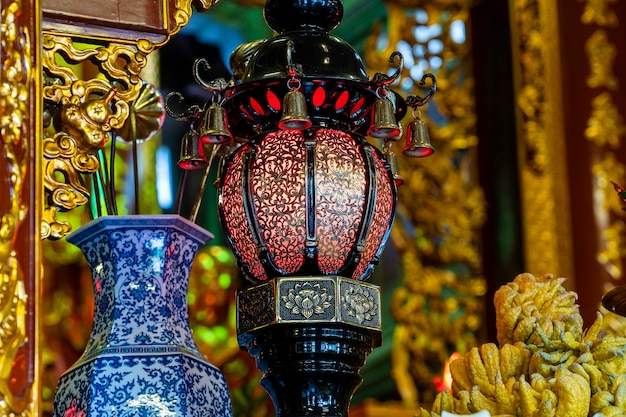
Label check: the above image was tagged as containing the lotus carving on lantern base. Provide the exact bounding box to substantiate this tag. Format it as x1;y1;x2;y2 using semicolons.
282;282;333;319
236;276;382;417
342;285;377;324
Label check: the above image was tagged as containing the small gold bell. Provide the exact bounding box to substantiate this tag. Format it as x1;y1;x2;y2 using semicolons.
199;102;233;145
368;97;401;139
402;117;434;158
279;90;312;130
178;130;208;170
386;150;404;186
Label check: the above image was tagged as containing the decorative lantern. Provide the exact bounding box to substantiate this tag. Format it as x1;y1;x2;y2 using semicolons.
170;0;436;415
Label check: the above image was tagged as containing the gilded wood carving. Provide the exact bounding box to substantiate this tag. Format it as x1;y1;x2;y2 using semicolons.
41;0;220;239
580;0;626;282
509;0;574;281
0;0;37;415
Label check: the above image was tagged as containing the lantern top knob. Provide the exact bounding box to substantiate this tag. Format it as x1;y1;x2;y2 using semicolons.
264;0;343;34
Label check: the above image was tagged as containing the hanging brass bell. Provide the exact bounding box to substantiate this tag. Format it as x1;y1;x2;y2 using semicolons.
178;130;208;170
278;90;312;130
386;150;404;186
402;117;434;157
368;97;401;139
199;102;233;145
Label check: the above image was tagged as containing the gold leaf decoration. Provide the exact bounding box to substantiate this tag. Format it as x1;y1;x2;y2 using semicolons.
585;92;625;149
579;0;618;27
0;0;33;415
510;0;573;280
585;30;618;90
41;35;145;239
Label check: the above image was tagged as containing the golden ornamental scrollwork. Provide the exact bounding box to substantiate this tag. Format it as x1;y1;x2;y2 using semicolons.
510;0;573;281
41;0;219;240
589;134;626;282
585;92;625;148
579;0;618;27
365;2;485;408
0;0;33;415
580;0;625;286
585;29;618;90
174;0;222;35
42;34;148;239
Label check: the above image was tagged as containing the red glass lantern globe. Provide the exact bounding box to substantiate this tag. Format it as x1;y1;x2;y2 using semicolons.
208;0;424;285
217;128;396;283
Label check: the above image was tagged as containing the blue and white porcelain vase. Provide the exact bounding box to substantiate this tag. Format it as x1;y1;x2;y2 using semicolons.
52;215;232;417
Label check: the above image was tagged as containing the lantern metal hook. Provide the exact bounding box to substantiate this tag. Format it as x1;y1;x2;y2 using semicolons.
164;91;202;121
406;73;437;108
371;51;404;86
192;58;229;92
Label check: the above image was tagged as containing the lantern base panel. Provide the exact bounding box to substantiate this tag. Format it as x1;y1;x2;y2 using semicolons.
237;276;383;417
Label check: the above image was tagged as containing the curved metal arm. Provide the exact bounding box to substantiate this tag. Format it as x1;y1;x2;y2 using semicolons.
192;58;228;92
165;91;201;121
406;73;437;108
371;51;404;86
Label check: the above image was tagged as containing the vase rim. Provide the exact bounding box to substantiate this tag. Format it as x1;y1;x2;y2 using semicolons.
66;214;214;246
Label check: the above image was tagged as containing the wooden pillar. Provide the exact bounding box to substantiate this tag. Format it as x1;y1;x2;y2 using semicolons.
0;0;42;414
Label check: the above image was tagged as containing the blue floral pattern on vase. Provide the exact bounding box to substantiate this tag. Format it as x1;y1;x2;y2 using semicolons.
52;215;232;417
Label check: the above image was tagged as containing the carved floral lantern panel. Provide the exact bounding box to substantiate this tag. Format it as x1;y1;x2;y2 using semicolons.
219;128;395;283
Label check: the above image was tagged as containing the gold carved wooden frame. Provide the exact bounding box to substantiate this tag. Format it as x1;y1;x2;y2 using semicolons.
41;0;219;239
509;0;574;282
